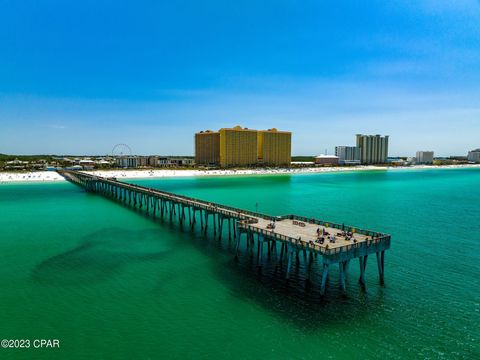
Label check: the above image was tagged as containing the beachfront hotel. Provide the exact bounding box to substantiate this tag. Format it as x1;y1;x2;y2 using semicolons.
257;128;292;166
356;134;389;164
194;130;220;166
219;126;258;167
195;126;292;167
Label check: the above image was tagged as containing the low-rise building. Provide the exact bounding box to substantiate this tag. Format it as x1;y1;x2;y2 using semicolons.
96;160;112;167
115;156;139;168
157;157;172;167
79;159;95;170
169;158;195;167
154;157;195;167
315;155;339;166
136;157;148;167
147;156;159;167
4;159;29;170
406;157;417;165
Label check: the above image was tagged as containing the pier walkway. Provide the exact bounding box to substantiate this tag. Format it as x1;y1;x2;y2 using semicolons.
58;170;391;295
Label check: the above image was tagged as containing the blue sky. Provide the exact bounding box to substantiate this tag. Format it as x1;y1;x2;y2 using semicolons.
1;0;479;156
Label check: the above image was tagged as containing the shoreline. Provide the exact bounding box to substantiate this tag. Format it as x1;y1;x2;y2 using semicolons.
1;164;479;183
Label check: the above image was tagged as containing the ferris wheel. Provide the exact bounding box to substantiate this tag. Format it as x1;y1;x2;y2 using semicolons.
111;143;132;157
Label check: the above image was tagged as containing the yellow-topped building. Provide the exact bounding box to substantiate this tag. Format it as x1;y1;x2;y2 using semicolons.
219;126;258;167
195;130;220;166
257;128;292;166
195;125;292;167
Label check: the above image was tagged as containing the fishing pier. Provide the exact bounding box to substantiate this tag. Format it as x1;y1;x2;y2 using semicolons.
58;170;391;295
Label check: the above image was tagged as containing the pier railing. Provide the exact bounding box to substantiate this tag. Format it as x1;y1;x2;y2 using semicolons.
238;222;390;257
60;171;275;222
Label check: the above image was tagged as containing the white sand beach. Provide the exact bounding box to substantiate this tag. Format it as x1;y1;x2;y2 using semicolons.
0;171;65;183
1;164;479;183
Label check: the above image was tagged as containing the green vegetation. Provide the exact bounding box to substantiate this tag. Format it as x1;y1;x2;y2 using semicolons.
291;156;315;162
0;154;57;162
0;154;71;171
433;159;469;166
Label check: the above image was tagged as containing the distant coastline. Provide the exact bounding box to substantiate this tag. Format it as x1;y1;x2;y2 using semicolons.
1;164;479;184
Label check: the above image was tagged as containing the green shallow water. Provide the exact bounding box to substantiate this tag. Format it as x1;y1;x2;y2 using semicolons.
0;168;479;359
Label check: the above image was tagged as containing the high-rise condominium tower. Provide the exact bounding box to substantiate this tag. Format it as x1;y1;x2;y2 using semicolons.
194;130;220;166
257;128;292;166
355;134;389;164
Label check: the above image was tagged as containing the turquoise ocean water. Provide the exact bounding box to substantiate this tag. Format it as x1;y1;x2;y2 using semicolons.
0;168;479;359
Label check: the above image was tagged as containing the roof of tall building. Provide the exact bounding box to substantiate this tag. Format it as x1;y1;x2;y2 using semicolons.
259;128;291;134
219;126;257;132
197;126;291;133
196;130;219;134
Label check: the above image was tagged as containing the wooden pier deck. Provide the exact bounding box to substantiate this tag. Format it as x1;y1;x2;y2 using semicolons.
58;170;391;295
251;217;370;251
